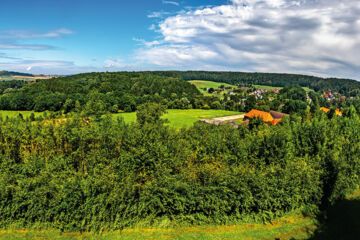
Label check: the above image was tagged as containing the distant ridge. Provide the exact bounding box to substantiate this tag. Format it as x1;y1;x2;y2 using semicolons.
0;70;34;77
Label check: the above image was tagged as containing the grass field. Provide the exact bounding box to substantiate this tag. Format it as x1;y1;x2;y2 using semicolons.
189;80;237;89
0;213;317;240
0;110;43;119
189;80;238;97
0;109;243;129
189;81;313;96
114;109;243;129
253;85;283;90
0;75;53;81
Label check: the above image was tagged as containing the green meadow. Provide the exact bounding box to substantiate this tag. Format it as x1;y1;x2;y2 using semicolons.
0;213;317;240
189;80;238;97
0;110;43;119
114;109;242;129
189;81;312;93
253;85;283;90
189;80;238;89
0;109;242;129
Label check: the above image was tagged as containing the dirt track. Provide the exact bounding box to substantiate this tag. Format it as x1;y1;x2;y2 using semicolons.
212;114;245;121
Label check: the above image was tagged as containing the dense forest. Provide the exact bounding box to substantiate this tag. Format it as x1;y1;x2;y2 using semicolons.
0;72;204;112
0;104;359;231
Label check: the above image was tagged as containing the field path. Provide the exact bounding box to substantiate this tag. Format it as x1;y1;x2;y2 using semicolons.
212;114;245;121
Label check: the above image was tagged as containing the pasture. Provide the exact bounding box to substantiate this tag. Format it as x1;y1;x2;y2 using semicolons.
114;109;243;129
0;110;243;129
189;80;238;97
189;81;313;96
189;80;237;89
0;213;317;240
253;84;283;90
0;110;43;119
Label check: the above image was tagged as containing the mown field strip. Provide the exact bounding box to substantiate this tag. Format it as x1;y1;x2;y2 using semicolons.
0;214;316;240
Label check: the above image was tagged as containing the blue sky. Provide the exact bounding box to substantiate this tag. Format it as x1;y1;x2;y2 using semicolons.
1;0;360;79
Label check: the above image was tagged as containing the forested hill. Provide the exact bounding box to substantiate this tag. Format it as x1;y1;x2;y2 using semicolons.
0;72;201;112
0;70;34;77
151;71;360;97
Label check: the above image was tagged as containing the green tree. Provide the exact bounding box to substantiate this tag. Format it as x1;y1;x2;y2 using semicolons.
136;102;167;126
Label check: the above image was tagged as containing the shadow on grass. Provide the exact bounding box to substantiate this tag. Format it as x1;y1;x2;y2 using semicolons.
309;198;360;240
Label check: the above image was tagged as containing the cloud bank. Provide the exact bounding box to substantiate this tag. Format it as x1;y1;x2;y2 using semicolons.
138;0;360;79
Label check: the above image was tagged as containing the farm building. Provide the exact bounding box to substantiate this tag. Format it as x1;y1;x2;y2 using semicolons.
269;110;289;119
245;109;274;122
244;109;289;126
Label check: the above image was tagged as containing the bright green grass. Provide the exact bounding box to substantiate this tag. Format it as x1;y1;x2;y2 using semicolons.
0;214;316;240
0;110;43;119
253;85;283;90
253;85;313;93
189;80;238;97
113;109;243;129
190;81;313;96
189;80;237;89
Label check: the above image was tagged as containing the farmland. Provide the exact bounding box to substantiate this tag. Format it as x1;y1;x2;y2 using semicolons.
0;213;317;239
115;109;243;129
189;80;238;96
0;109;243;129
0;110;43;119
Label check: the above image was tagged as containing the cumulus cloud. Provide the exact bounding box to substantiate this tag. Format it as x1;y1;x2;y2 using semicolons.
137;0;360;79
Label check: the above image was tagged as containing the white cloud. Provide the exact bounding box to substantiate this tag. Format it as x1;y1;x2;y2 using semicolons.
26;66;32;71
137;0;360;79
0;28;74;51
147;11;171;18
0;28;74;39
162;0;180;6
104;58;137;69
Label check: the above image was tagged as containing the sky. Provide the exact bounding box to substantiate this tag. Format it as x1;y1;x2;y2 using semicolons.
1;0;360;80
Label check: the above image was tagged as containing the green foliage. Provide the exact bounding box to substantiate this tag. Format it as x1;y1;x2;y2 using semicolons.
136;102;167;125
0;108;359;232
0;72;201;112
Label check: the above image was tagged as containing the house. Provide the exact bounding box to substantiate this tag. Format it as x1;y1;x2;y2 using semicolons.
269;110;289;119
245;109;274;122
271;119;283;126
245;109;290;126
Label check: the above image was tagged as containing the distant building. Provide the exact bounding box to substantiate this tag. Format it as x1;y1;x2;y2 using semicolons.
245;109;274;122
245;109;289;125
